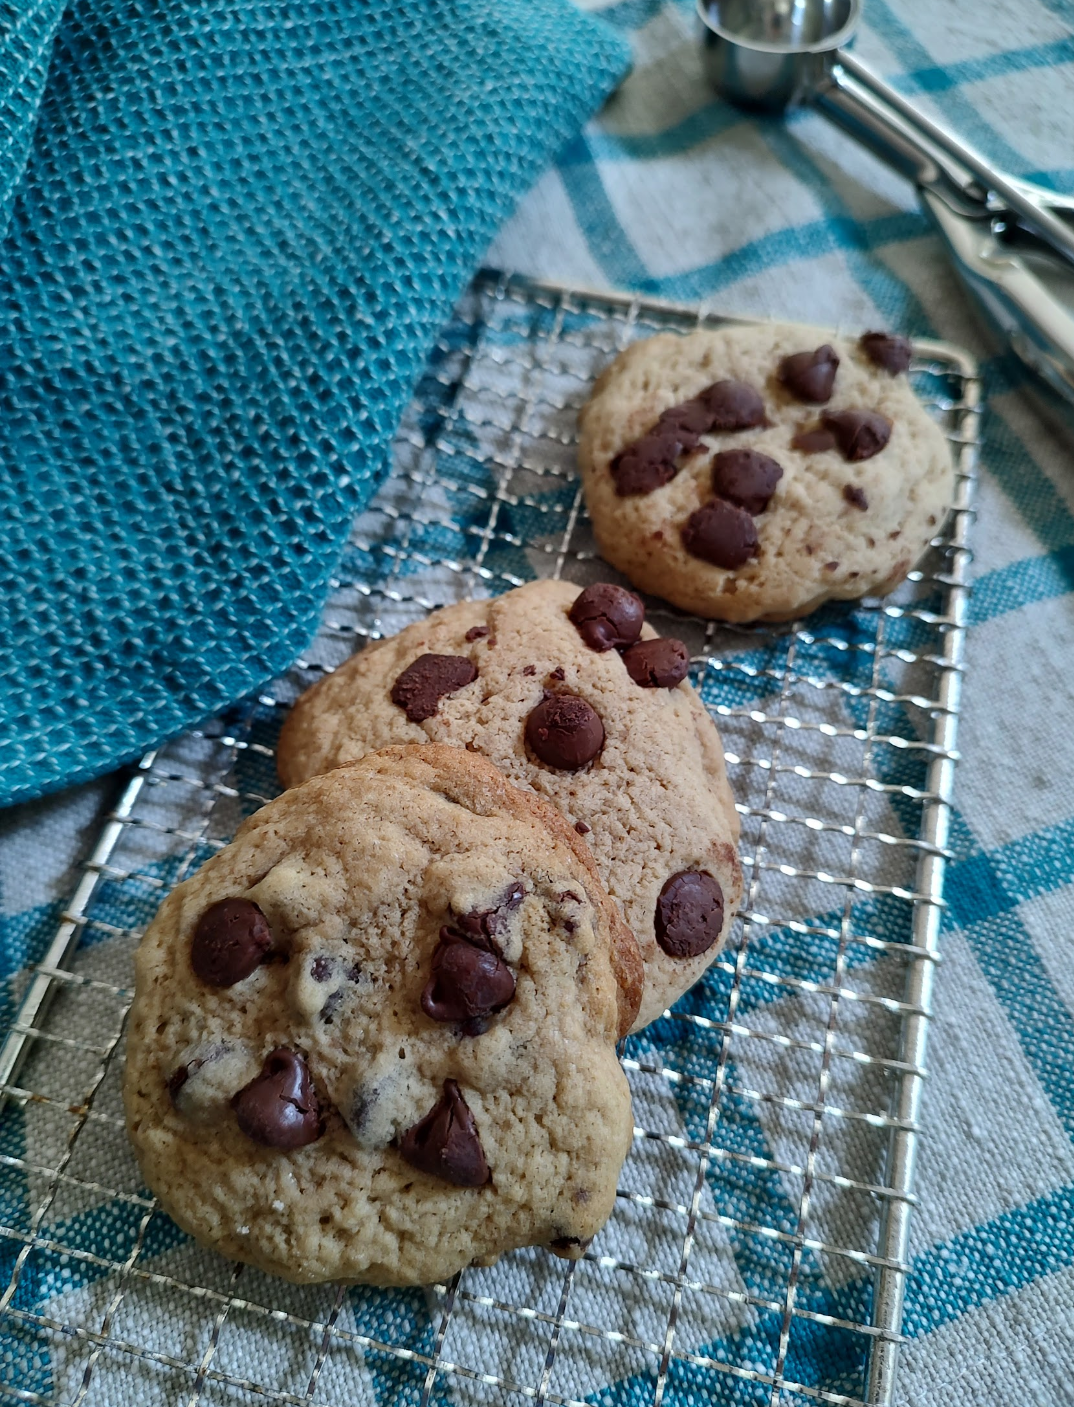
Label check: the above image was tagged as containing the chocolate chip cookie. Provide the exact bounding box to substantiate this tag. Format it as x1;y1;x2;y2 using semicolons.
578;325;954;621
124;744;641;1285
277;579;743;1031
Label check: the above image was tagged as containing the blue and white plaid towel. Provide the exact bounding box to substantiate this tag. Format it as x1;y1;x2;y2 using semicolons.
4;0;1074;1404
484;6;1074;1391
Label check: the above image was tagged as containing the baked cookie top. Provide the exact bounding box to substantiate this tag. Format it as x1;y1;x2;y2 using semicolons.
277;578;743;1031
124;744;639;1286
577;325;954;622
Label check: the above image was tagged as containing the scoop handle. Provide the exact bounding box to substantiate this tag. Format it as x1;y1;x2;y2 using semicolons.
820;51;1074;266
922;189;1074;415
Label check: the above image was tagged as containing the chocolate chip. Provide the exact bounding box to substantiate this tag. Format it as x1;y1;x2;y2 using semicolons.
349;1087;378;1137
167;1065;189;1102
549;666;565;682
390;654;477;722
525;693;604;771
681;499;759;569
575;820;591;835
610;429;685;496
549;1235;593;1259
710;448;783;515
778;345;839;403
790;424;837;454
422;929;516;1027
702;379;767;429
843;484;869;510
568;583;645;652
655;871;725;959
522;665;537;676
610;379;768;497
825;561;839;571
231;1048;323;1149
465;625;489;642
399;1079;490;1187
859;331;913;375
664;379;766;435
191;898;272;987
454;882;525;946
657;399;711;438
822;409;892;462
320;991;344;1024
622;638;690;689
310;954;334;983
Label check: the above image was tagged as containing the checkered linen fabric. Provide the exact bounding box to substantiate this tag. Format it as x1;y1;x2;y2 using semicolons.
484;4;1074;1399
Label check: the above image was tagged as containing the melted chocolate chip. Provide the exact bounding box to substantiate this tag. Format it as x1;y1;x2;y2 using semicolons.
621;638;690;689
231;1048;323;1149
822;409;892;462
681;499;759;569
525;694;604;771
790;424;837;454
859;331;913;375
843;484;869;510
568;583;645;652
710;448;783;515
399;1079;490;1187
390;653;477;722
465;625;489;642
422;929;516;1027
655;871;725;959
191;898;272;988
610;429;686;496
778;345;840;403
700;379;766;430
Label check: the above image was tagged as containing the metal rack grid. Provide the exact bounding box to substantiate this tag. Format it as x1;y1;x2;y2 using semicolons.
0;270;978;1407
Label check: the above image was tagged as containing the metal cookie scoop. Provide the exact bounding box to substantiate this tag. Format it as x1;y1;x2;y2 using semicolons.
697;0;1074;422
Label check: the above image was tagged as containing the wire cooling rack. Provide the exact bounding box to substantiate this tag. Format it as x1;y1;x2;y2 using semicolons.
0;271;978;1407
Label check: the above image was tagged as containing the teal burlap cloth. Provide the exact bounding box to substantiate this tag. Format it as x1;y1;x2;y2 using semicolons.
0;0;630;807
